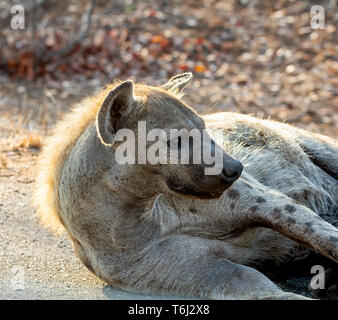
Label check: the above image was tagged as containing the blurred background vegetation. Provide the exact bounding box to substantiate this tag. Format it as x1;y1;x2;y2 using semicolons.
0;0;337;142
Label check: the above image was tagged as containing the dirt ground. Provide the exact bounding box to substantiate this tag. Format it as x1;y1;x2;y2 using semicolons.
0;0;337;300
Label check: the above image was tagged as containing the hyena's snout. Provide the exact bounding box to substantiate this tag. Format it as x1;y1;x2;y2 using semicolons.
220;158;243;184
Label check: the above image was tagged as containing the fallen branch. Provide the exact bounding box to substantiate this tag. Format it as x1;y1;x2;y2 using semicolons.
40;0;97;62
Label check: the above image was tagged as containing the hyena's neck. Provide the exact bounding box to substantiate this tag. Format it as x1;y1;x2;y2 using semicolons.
59;123;164;246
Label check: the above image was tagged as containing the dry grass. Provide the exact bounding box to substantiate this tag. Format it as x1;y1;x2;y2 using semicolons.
14;133;44;150
0;155;8;168
0;131;44;154
0;114;45;151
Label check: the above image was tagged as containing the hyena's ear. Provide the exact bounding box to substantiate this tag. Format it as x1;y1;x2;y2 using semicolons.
161;72;193;92
96;80;135;145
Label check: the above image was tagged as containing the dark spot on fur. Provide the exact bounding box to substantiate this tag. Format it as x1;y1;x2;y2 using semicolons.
302;190;310;201
209;247;227;259
233;269;244;281
189;207;197;214
250;206;259;214
285;204;296;214
287;217;296;224
271;208;282;219
303;222;314;234
305;222;313;228
230;202;236;210
227;189;240;199
256;196;266;203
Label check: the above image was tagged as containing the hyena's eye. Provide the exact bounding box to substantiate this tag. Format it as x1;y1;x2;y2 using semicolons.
167;136;182;149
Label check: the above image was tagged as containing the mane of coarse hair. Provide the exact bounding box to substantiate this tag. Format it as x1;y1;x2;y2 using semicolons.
32;81;182;234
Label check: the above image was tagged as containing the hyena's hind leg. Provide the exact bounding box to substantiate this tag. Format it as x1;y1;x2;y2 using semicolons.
298;132;338;217
294;129;338;180
275;124;338;216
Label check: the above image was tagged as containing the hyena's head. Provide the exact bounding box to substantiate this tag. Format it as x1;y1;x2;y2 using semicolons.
96;73;243;199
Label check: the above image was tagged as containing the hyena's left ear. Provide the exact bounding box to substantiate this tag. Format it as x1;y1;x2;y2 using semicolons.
161;72;193;92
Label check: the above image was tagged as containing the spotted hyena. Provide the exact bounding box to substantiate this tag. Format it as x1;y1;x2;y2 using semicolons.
34;73;338;299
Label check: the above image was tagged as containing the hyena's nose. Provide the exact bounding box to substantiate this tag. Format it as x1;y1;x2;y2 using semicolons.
221;159;243;184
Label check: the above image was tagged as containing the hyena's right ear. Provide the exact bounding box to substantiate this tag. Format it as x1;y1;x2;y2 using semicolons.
96;80;135;145
161;72;193;93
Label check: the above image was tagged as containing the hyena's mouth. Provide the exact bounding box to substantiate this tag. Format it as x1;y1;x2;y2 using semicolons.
166;179;230;199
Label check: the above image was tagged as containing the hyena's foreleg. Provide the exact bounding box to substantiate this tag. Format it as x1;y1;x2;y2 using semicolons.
220;175;338;297
112;235;309;300
222;176;338;264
